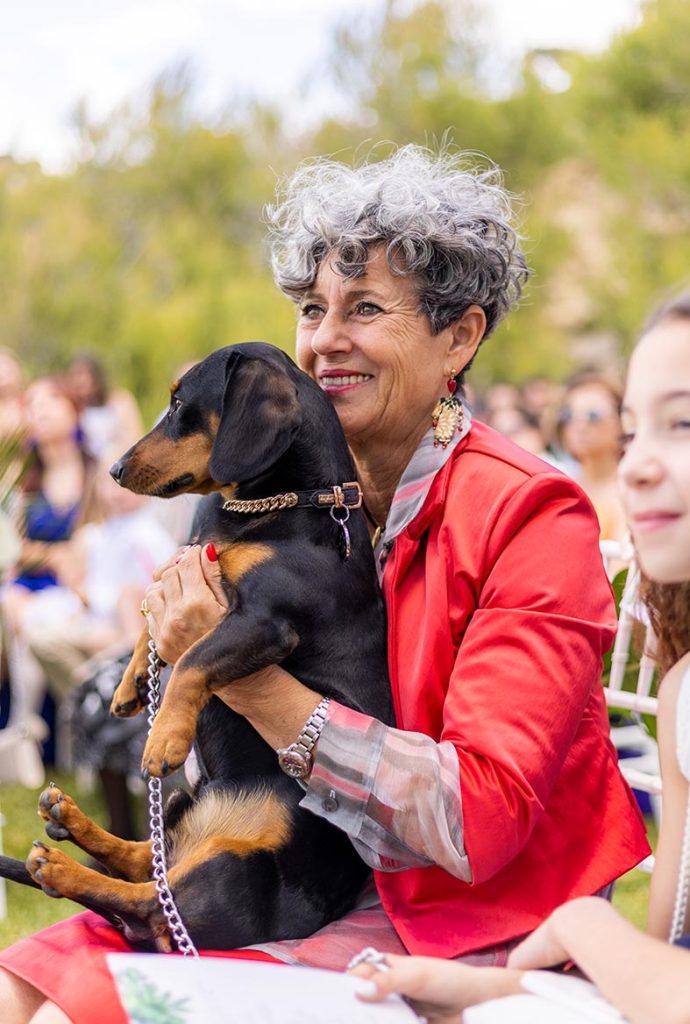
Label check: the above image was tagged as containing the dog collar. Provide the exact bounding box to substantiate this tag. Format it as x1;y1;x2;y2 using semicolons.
221;481;362;515
221;482;362;561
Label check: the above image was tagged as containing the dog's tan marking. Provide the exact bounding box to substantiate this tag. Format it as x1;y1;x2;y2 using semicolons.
141;663;211;776
27;843;157;908
168;789;291;871
219;482;239;504
170;379;181;396
218;542;273;584
38;784;153;881
111;627;151;717
124;431;214;495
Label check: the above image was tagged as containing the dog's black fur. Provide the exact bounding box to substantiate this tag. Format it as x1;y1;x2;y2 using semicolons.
0;343;392;951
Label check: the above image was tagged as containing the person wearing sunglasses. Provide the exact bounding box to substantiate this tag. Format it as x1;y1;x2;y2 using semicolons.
556;372;627;545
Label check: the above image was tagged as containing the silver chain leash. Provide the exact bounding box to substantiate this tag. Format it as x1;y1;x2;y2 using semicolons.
145;638;199;957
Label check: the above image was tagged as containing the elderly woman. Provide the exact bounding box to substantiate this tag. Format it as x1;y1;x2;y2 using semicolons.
0;147;648;1024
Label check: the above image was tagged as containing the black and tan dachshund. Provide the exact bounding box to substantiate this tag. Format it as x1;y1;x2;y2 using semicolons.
0;342;392;951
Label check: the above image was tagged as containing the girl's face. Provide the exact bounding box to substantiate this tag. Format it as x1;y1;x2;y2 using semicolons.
618;316;690;584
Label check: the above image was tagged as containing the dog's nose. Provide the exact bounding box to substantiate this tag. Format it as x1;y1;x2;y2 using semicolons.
110;460;125;485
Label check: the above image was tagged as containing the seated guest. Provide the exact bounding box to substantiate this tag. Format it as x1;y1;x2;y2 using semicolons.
0;145;648;1024
63;352;143;461
23;454;176;837
1;376;96;729
557;371;627;543
350;288;690;1024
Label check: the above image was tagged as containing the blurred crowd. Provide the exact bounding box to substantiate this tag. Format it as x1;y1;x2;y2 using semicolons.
0;349;197;838
469;371;627;548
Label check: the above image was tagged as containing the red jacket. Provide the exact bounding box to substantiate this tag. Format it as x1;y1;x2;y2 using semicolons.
375;421;650;957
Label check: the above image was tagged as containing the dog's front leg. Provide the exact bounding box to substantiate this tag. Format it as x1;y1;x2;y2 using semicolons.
141;616;299;777
111;627;157;717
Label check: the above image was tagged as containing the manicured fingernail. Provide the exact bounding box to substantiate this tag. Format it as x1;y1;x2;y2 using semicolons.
353;979;378;997
205;543;218;562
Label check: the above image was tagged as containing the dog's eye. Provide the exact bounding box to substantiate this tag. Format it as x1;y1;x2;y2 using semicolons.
169;397;182;416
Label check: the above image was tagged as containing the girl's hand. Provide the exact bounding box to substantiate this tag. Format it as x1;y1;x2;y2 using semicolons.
507;897;610;971
349;954;522;1022
143;543;228;663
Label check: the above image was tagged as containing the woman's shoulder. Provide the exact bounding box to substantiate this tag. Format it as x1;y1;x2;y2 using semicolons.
462;420;571;481
447;420;588;511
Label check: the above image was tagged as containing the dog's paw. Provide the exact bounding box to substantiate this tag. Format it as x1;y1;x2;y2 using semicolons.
38;783;76;841
111;666;148;718
141;725;194;779
26;841;66;898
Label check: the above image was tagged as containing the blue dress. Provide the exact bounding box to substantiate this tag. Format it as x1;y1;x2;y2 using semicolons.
13;492;81;591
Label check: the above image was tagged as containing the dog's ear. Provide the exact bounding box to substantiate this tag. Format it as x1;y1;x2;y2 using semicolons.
209;351;302;483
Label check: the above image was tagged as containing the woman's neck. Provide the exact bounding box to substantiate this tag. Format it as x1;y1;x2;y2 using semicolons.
350;427;425;528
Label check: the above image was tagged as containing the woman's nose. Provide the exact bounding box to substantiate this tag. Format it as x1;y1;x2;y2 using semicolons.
310;311;352;356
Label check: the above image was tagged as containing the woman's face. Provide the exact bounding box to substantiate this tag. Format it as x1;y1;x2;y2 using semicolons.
295;247;482;451
559;382;621;461
618;317;690;584
25;380;79;445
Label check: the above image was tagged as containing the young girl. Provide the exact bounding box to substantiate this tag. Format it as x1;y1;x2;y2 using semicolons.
351;290;690;1024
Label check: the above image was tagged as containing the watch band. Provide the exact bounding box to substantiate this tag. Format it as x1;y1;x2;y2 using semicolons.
277;697;331;780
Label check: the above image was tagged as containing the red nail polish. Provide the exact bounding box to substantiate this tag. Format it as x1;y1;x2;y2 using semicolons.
205;543;218;562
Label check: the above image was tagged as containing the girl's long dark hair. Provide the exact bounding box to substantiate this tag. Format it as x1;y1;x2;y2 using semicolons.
639;578;690;679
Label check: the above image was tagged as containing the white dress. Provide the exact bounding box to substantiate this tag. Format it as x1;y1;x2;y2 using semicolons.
464;667;690;1024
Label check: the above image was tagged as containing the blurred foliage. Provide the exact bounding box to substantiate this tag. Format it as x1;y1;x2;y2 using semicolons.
1;0;689;415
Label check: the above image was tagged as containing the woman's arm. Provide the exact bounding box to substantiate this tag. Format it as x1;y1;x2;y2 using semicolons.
647;652;690;938
146;545;470;876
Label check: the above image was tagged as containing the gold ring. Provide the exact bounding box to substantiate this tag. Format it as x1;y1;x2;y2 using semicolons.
140;599;150;618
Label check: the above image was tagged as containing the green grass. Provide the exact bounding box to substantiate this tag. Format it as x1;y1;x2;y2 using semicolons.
0;775;657;949
612;819;657;929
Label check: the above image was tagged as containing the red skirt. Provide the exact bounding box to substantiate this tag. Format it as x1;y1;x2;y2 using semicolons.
0;912;281;1024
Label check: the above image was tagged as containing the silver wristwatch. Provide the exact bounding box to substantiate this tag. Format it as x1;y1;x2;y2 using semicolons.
277;698;331;780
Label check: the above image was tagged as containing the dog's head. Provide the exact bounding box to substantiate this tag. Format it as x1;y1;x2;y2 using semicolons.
110;343;303;497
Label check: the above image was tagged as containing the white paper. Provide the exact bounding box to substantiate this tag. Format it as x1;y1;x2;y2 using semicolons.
107;953;421;1024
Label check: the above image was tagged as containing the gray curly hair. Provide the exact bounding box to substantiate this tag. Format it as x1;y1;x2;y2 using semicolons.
266;145;529;343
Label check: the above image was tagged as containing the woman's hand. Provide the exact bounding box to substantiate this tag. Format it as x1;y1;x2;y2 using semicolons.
349;954;522;1022
143;543;228;663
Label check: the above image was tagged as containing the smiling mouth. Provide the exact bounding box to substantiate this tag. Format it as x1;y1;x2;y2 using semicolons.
319;374;373;387
632;512;681;534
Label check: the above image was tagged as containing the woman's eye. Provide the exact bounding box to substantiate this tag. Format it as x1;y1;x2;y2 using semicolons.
355;301;382;316
619;431;634;452
671;419;690;431
299;303;323;320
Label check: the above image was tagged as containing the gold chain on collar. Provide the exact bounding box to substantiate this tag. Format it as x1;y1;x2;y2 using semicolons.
222;492;299;514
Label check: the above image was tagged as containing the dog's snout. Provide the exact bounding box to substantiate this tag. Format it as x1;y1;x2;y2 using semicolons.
110;460;125;485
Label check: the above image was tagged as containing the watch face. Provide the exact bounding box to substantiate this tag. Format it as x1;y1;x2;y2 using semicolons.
278;749;310;779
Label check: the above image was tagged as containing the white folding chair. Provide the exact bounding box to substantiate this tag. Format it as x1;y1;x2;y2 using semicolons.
603;561;659;872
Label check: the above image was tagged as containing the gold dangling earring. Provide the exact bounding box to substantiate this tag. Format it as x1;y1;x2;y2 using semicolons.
432;369;464;449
